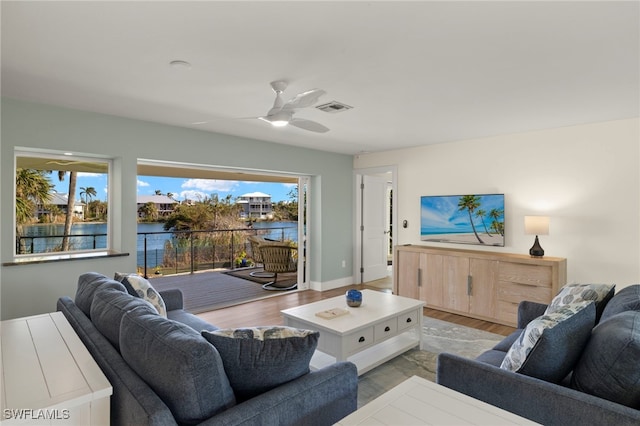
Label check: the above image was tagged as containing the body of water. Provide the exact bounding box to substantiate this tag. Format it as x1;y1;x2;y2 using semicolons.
21;221;298;269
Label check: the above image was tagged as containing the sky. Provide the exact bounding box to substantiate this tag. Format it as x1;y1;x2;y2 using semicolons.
52;172;297;203
420;194;505;233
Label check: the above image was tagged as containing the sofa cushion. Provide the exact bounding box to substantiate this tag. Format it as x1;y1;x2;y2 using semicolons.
491;329;522;352
167;309;219;333
475;349;508;367
571;311;640;409
202;326;319;401
120;311;236;424
545;283;615;321
600;285;640;323
115;272;167;317
500;302;595;383
75;272;127;317
90;287;158;351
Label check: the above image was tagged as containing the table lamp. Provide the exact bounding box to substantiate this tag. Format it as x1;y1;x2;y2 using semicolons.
524;216;549;257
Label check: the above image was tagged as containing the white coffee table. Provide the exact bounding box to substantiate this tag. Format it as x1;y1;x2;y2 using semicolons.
281;289;424;375
336;375;540;425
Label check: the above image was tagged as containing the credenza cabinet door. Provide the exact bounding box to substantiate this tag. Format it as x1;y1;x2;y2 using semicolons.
396;250;421;300
442;255;470;313
423;254;443;308
468;258;498;319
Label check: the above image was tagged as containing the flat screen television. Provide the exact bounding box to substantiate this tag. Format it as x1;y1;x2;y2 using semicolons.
420;194;505;247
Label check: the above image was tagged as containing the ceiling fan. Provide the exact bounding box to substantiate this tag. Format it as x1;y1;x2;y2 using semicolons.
257;81;329;133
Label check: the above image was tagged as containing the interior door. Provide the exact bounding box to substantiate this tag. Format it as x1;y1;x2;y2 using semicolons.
360;174;390;282
297;176;310;290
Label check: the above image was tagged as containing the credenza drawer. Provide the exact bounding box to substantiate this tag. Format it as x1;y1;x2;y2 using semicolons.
499;263;552;287
345;327;374;355
497;281;552;304
374;318;398;342
496;300;519;325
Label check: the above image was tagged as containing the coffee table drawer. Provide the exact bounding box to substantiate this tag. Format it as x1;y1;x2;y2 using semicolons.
346;327;374;355
374;318;398;342
398;309;419;331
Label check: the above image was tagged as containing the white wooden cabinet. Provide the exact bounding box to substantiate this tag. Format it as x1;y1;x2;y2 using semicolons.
1;312;112;425
394;245;567;326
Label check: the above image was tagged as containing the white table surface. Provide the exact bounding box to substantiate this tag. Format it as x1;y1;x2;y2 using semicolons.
281;289;423;334
1;312;112;425
337;375;540;425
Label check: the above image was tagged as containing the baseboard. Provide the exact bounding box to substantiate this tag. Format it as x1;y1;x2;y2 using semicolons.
310;276;354;291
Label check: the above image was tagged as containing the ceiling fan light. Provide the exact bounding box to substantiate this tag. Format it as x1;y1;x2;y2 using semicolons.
264;111;291;127
271;119;289;127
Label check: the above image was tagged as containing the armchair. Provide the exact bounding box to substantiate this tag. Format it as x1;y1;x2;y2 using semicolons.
260;243;298;291
247;235;275;278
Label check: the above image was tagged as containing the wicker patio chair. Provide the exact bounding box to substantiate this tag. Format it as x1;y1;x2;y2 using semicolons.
247;235;276;278
260;243;298;291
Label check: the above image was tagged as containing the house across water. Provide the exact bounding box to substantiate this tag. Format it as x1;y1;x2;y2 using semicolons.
236;192;273;219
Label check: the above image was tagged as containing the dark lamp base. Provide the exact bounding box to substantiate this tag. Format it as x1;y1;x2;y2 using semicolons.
529;235;545;257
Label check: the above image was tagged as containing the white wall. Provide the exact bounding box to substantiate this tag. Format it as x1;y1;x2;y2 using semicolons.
355;118;640;288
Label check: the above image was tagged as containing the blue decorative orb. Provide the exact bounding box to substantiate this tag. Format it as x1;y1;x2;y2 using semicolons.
346;289;362;307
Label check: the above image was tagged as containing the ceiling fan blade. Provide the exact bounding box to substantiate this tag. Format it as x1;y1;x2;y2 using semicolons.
283;89;326;111
289;118;330;133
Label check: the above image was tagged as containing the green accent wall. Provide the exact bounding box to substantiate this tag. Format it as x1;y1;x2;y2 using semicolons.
1;98;354;319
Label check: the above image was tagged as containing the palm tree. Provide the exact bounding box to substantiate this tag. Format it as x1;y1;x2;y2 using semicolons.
155;189;162;195
57;170;77;251
489;208;505;237
80;186;97;219
15;168;53;253
457;195;484;244
138;202;159;222
16;169;53;224
79;187;87;217
475;209;492;236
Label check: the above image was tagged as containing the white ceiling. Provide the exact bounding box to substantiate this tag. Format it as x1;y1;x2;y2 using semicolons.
2;1;638;156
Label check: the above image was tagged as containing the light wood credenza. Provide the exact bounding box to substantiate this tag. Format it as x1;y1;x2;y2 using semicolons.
394;245;567;327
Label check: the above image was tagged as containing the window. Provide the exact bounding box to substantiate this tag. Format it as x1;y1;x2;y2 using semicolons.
14;151;111;258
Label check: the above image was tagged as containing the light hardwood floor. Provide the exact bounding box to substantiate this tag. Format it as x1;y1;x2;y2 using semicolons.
196;283;516;336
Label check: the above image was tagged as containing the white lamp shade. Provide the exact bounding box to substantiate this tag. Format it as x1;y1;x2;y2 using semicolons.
524;216;549;235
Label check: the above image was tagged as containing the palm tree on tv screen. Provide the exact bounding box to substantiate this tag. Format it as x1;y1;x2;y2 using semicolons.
475;208;493;236
489;208;505;237
458;195;484;244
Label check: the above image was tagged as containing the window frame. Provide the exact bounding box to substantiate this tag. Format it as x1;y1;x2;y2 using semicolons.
13;149;114;262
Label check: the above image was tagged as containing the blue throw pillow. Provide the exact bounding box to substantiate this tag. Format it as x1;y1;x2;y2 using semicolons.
501;302;595;383
90;287;157;351
120;311;236;423
572;311;640;409
75;272;127;317
202;326;319;401
600;285;640;323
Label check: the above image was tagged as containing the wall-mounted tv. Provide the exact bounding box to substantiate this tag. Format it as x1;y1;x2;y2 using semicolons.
420;194;505;247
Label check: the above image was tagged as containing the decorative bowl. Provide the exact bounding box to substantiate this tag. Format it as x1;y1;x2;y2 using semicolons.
346;289;362;307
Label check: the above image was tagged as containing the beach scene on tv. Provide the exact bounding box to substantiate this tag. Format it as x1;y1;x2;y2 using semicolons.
420;194;505;247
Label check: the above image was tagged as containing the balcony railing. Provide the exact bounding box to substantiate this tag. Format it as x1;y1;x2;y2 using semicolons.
16;233;107;254
16;225;297;279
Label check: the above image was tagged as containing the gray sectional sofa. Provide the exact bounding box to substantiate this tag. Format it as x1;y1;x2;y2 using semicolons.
57;272;358;426
437;285;640;425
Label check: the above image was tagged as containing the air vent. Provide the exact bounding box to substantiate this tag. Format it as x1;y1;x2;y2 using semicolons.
315;101;353;113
